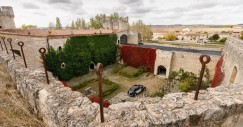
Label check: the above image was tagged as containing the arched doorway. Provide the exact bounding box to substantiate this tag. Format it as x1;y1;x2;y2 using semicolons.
157;66;166;75
120;34;128;44
230;66;237;84
90;61;95;70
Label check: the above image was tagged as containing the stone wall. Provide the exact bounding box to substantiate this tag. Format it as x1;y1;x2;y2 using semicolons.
0;6;16;29
154;49;220;78
154;50;173;77
170;52;219;77
1;50;243;126
222;37;243;85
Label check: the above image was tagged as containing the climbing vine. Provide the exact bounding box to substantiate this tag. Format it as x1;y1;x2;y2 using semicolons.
212;54;225;87
119;45;156;73
45;34;117;81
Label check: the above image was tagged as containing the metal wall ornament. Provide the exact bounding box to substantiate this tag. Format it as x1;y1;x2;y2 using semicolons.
61;62;66;69
1;37;8;54
39;48;49;84
18;42;27;68
0;40;3;50
7;38;15;59
194;55;211;100
95;63;104;123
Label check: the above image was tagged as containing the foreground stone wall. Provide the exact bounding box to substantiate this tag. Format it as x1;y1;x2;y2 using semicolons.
222;37;243;85
1;48;243;126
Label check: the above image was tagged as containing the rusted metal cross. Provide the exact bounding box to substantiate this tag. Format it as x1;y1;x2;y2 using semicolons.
95;63;104;123
194;55;211;100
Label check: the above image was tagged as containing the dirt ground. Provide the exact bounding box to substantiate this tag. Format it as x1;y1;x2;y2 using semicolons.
67;64;166;98
0;64;45;127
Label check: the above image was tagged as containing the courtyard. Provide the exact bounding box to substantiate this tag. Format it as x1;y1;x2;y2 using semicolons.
67;64;166;100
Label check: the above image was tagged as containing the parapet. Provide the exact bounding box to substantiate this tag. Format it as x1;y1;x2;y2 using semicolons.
0;6;14;17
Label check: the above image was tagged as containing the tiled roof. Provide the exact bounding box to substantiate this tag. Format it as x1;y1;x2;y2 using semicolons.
0;29;118;37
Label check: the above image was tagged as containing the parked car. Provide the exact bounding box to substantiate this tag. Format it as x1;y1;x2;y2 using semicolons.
127;84;146;97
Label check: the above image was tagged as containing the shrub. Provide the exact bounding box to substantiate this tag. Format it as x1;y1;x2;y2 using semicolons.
240;32;243;40
46;34;118;81
150;85;164;97
219;37;227;44
73;78;97;90
165;32;176;41
177;80;193;92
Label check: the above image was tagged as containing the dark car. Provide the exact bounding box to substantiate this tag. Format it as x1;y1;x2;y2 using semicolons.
127;84;146;97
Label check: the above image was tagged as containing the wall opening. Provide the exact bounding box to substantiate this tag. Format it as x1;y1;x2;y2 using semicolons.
120;34;128;44
157;65;166;76
89;61;95;70
0;26;2;29
229;66;237;84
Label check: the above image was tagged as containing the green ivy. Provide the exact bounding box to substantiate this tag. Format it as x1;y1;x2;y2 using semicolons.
46;34;118;81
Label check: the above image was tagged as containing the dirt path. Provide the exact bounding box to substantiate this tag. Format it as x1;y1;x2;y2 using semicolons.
0;64;45;127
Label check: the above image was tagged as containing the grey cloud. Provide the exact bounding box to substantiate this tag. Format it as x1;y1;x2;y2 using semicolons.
22;3;40;9
47;0;72;4
118;0;143;5
33;12;46;16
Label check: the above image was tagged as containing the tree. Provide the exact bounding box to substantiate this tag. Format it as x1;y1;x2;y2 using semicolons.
48;22;55;29
71;20;75;29
165;32;177;41
81;18;87;29
21;24;37;29
75;18;81;29
89;14;103;29
129;20;153;41
240;32;243;40
209;34;220;41
55;17;62;29
219;37;227;44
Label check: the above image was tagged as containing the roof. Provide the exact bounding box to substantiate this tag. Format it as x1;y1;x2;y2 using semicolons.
0;29;118;38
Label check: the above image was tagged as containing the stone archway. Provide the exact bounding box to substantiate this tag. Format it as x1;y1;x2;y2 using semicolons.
157;65;166;76
120;34;128;44
230;66;237;84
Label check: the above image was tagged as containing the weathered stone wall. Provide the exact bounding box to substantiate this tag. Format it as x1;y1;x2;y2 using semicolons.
154;49;220;78
1;50;243;126
0;6;16;29
222;37;243;85
154;50;173;77
170;52;219;77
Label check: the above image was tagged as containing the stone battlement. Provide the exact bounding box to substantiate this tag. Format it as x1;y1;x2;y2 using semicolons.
0;6;14;17
0;37;243;126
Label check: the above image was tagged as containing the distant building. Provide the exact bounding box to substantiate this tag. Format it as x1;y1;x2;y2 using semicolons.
102;16;128;30
0;6;16;29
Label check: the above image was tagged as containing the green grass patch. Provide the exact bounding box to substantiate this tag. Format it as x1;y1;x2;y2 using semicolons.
112;65;145;78
74;78;120;99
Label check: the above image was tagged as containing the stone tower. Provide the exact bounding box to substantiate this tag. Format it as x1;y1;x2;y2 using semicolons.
0;6;16;29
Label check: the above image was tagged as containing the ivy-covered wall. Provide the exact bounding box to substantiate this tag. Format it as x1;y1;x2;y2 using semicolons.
46;34;117;80
120;45;156;73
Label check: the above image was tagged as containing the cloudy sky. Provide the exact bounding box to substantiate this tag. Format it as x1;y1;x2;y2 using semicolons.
1;0;243;27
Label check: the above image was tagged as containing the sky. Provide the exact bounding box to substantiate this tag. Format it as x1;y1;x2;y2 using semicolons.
1;0;243;27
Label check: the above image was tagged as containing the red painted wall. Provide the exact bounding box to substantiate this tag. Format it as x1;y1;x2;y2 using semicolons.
120;45;156;73
212;54;225;87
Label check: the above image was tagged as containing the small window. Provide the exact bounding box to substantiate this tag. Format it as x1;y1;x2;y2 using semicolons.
0;26;2;29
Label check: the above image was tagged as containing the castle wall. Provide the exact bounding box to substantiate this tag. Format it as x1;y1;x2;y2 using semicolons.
170;52;219;77
0;32;243;126
222;37;243;85
154;50;173;78
1;51;243;126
